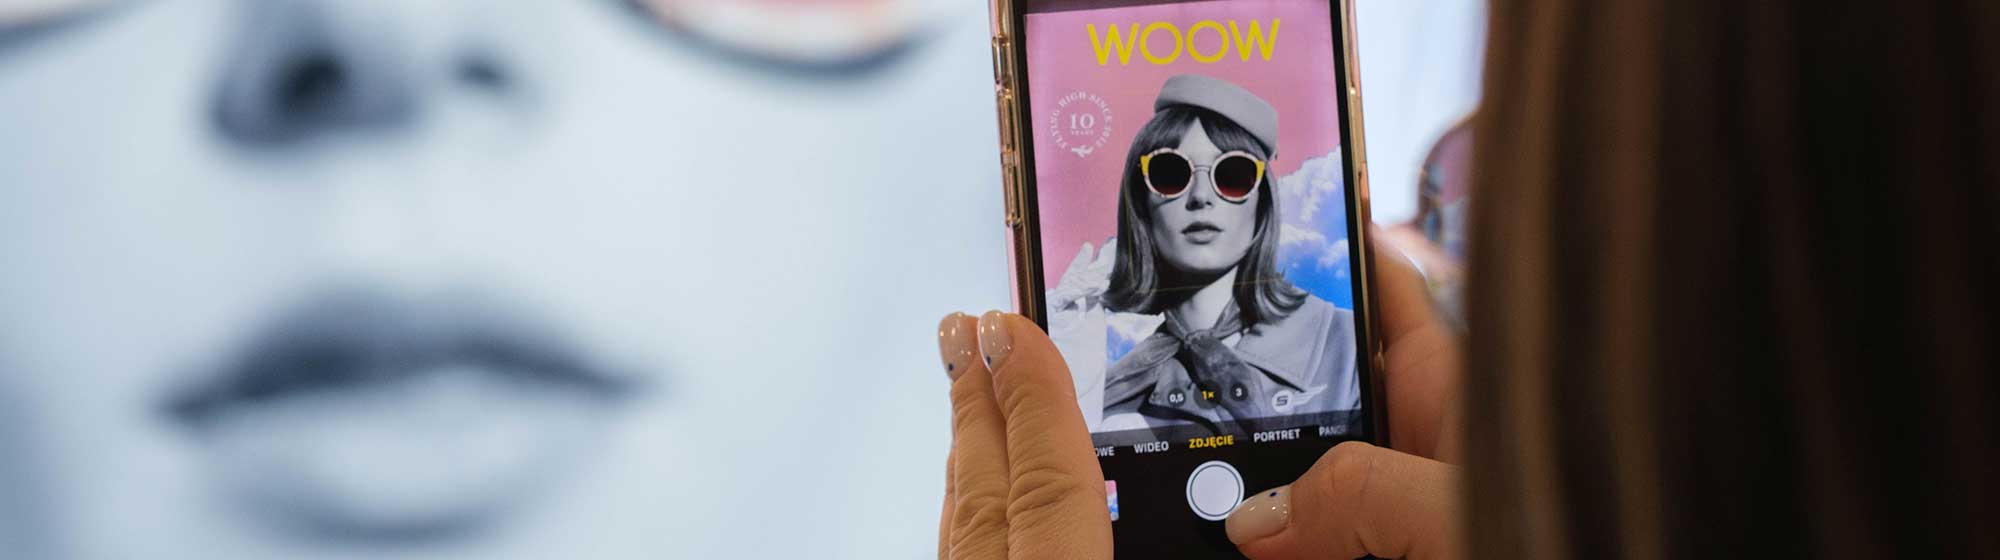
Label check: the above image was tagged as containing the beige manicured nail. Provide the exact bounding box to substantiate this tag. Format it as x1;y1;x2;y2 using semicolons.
1226;485;1291;544
938;312;979;380
975;311;1014;371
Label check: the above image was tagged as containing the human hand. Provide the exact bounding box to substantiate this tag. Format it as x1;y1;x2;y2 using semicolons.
1047;239;1116;314
1224;231;1466;560
935;311;1112;560
932;230;1464;560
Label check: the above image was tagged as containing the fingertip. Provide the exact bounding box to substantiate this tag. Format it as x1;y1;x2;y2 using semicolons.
975;310;1015;371
977;312;1070;384
1070;243;1096;268
939;312;979;381
1226;485;1293;546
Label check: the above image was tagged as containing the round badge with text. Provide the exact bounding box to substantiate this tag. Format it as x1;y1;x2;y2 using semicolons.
1048;90;1114;159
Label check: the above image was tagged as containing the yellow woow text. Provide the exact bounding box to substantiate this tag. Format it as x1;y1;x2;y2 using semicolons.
1087;19;1280;66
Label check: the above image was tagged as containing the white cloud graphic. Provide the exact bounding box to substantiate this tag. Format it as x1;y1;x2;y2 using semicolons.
1275;150;1344;223
1106;312;1165;345
1280;224;1326;248
1273;150;1352;277
1319;239;1350;273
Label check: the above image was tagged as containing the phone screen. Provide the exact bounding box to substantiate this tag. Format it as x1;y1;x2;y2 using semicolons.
1011;0;1373;556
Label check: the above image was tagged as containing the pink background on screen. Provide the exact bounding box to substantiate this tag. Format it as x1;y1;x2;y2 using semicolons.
1024;0;1342;287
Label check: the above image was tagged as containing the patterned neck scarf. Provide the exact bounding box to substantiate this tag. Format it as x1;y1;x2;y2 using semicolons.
1104;300;1280;430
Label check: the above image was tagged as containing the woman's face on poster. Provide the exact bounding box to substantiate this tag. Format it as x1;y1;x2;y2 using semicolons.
1146;119;1261;277
0;0;988;557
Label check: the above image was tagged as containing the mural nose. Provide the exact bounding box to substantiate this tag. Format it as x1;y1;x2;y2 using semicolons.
211;0;415;145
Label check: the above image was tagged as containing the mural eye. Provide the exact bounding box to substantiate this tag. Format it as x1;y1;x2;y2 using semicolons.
625;0;947;73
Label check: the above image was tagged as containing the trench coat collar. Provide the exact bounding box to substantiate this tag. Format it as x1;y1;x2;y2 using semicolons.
1228;300;1334;391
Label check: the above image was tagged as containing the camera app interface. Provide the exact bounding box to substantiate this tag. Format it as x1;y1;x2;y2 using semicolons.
1020;0;1367;554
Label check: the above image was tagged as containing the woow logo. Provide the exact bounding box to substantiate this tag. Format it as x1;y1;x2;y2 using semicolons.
1085;19;1280;66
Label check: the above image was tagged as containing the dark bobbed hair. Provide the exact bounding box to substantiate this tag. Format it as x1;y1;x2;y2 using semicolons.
1465;0;2000;558
1102;105;1306;327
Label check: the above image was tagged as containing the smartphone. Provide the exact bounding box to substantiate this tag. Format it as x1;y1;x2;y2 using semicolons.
986;0;1384;556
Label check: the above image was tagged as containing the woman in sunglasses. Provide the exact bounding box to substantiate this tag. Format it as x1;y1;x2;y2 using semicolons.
1097;74;1360;436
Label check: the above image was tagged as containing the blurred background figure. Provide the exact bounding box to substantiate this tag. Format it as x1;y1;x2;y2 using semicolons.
1358;0;1483;329
1381;118;1474;328
0;0;1481;558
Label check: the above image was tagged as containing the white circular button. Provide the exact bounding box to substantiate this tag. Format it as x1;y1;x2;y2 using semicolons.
1185;461;1244;521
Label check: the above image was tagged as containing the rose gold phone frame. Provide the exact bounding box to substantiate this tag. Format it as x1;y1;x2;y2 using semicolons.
987;0;1385;444
986;0;1036;318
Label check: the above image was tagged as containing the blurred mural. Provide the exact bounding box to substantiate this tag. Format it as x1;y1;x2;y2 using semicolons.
0;0;1481;558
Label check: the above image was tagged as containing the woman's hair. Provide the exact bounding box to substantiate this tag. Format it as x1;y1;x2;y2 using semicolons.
1464;0;1999;558
1102;105;1306;327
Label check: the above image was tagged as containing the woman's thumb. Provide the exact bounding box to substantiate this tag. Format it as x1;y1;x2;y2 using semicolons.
1226;441;1462;560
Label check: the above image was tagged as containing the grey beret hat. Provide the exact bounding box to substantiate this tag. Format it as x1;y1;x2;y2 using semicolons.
1153;74;1279;157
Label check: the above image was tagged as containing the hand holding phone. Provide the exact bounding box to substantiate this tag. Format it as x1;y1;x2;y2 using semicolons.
935;243;1463;560
1224;236;1465;560
983;0;1389;556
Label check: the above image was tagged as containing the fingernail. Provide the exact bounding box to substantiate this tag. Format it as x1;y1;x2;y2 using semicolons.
976;310;1014;371
1225;485;1291;544
938;312;978;380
